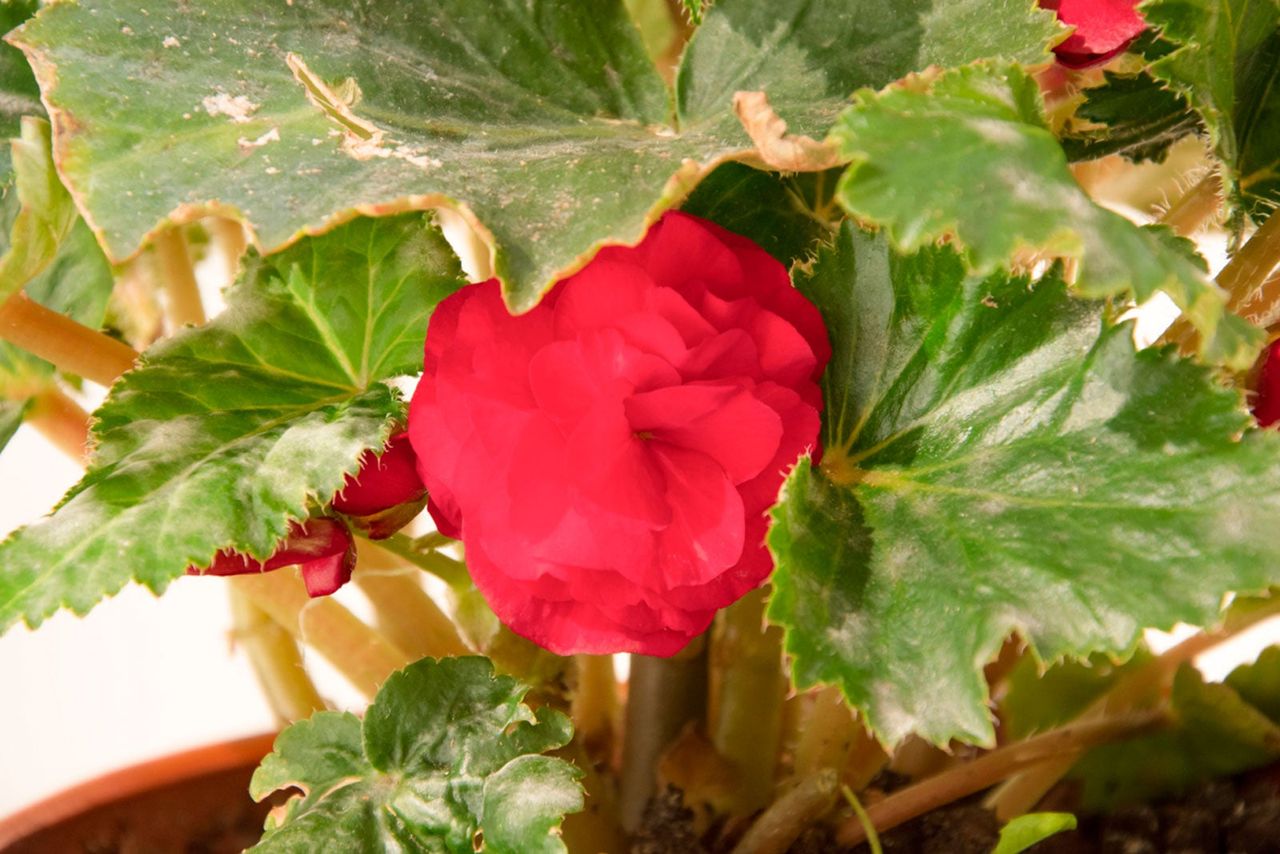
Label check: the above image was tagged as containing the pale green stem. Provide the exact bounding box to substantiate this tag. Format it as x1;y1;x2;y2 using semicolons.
792;685;857;780
355;568;468;659
228;586;326;724
374;531;470;588
711;588;786;814
153;227;206;328
619;635;708;831
232;568;411;698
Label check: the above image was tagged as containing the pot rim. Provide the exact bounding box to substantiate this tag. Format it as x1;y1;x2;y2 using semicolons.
0;731;278;849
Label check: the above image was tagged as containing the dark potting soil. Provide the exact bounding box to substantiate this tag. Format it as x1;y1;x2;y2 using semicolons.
632;765;1280;854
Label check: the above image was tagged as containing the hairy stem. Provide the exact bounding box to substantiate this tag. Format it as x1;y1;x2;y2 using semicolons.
712;588;786;814
619;635;708;831
354;568;468;659
988;594;1280;818
572;654;618;757
232;568;410;697
24;386;89;461
0;291;137;387
732;769;840;854
1165;211;1280;351
1160;171;1222;237
228;586;325;724
837;710;1166;846
153;228;206;329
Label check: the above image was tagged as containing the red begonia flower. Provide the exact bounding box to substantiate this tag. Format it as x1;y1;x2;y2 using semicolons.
1252;340;1280;428
186;518;356;597
331;431;428;538
1041;0;1146;68
408;211;829;656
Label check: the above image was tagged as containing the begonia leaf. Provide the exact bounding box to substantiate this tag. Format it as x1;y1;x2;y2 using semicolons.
1143;0;1280;219
830;62;1261;368
10;0;1057;311
767;223;1280;747
250;656;582;854
0;213;463;632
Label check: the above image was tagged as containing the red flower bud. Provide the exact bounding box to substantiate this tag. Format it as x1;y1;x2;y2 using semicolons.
1041;0;1146;69
408;211;830;656
331;432;426;517
1253;340;1280;428
186;517;356;597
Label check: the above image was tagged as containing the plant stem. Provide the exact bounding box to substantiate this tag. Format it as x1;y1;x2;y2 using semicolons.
1160;171;1222;237
619;635;708;831
227;586;325;724
0;291;137;387
572;654;618;757
354;568;468;659
1165;211;1280;351
732;768;840;854
153;228;206;328
712;588;786;814
835;710;1166;847
232;568;411;697
988;594;1280;818
792;686;858;779
25;386;89;461
373;531;470;588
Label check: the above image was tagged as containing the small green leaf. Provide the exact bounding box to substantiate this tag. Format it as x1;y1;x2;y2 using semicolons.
768;224;1280;747
0;116;114;401
0;213;463;633
0;0;41;138
1142;0;1280;218
1225;644;1280;728
993;813;1078;854
1070;663;1280;808
1061;71;1201;164
1002;650;1154;741
0;397;24;452
12;0;1057;311
830;62;1260;368
679;162;839;266
250;656;582;854
0;117;79;304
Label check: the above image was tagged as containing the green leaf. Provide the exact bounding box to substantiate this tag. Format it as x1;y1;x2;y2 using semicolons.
1070;663;1280;808
0;116;114;402
1061;71;1201;164
992;813;1078;854
1001;650;1154;741
0;117;80;304
0;0;41;138
1225;644;1280;724
0;397;24;452
0;213;463;633
250;656;582;854
767;223;1280;747
829;62;1261;369
1142;0;1280;218
679;162;839;266
11;0;1057;311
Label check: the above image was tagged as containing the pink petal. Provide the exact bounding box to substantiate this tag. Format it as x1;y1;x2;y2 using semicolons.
652;444;745;588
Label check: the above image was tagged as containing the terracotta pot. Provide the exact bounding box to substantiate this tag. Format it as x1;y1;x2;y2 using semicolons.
0;733;280;853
